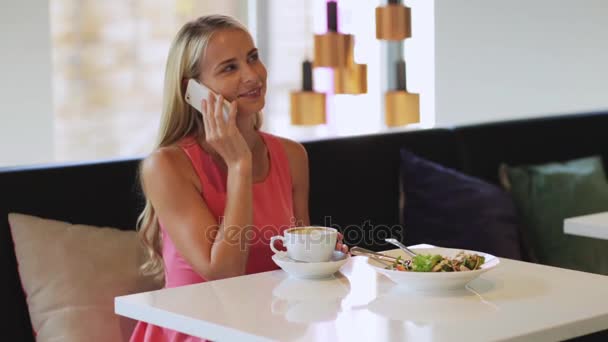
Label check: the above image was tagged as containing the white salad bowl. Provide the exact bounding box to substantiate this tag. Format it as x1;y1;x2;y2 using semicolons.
367;244;500;292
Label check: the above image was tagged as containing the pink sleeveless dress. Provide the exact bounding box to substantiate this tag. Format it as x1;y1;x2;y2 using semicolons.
130;132;295;342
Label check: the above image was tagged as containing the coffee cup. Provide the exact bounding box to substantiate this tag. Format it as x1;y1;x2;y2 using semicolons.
270;226;338;263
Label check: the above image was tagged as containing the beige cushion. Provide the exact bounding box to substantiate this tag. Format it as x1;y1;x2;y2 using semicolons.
9;213;163;342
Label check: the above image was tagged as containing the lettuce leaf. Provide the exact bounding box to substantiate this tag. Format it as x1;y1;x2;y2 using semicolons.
411;254;443;272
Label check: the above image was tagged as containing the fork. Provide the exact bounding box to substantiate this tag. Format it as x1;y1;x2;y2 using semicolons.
385;238;418;258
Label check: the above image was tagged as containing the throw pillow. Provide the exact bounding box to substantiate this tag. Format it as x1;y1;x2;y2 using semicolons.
502;156;608;274
9;213;163;342
399;149;524;260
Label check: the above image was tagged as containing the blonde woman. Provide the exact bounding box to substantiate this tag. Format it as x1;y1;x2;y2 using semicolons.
131;15;347;341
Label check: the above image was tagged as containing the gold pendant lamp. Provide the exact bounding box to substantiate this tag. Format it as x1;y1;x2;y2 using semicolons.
314;1;367;95
290;60;326;126
376;0;420;126
314;1;350;68
376;0;412;41
385;61;420;127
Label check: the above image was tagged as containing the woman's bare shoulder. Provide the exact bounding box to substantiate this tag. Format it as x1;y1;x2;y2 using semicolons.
141;146;200;190
274;136;308;164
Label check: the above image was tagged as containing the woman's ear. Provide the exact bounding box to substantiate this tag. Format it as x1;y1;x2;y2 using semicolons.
181;78;188;92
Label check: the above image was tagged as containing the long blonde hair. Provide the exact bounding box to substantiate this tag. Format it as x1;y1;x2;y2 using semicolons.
137;15;263;279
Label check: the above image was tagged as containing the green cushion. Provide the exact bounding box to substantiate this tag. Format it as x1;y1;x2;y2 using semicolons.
503;156;608;274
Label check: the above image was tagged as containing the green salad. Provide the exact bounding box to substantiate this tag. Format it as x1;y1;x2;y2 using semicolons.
386;251;485;272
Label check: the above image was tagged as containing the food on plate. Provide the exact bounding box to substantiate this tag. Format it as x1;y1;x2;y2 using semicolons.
385;251;485;272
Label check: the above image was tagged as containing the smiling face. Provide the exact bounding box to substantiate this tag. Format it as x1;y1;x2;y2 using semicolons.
199;28;267;118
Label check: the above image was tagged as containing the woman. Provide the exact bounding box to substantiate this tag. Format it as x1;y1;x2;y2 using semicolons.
131;15;347;341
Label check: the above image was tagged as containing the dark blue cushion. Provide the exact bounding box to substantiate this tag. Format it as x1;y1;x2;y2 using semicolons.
399;149;524;260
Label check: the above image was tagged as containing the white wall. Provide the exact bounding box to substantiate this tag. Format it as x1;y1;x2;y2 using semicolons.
435;0;608;126
0;0;54;167
404;0;435;128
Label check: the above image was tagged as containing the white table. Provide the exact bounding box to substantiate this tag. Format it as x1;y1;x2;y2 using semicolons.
564;211;608;240
115;248;608;342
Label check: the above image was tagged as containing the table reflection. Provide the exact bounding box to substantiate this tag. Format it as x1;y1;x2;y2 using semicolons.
271;274;351;323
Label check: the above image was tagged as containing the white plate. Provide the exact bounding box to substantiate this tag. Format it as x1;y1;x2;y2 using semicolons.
272;251;350;279
367;245;500;292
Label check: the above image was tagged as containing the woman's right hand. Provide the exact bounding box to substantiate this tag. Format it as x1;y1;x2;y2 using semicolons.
201;93;252;170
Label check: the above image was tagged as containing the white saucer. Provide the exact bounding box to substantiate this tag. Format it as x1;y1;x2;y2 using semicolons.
272;251;350;279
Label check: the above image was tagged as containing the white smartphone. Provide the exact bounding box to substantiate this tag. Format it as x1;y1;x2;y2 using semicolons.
185;78;230;122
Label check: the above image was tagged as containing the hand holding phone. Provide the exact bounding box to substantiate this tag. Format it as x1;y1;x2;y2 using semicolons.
184;78;251;167
185;79;230;123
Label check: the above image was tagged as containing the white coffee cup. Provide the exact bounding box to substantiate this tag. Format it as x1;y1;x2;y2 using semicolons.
270;226;338;263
